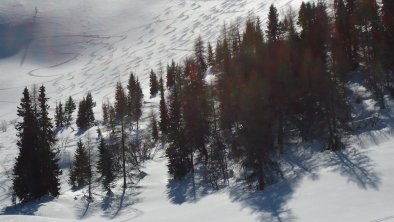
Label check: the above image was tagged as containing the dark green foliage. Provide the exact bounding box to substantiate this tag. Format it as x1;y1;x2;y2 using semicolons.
55;102;64;127
159;86;169;134
167;60;176;89
12;86;60;203
37;86;61;197
194;36;207;74
13;87;41;202
127;72;137;118
64;96;76;126
151;113;159;142
115;81;127;120
266;4;280;43
69;140;91;188
132;79;143;122
76;93;95;129
150;69;159;97
207;42;215;67
97;135;115;193
166;87;192;179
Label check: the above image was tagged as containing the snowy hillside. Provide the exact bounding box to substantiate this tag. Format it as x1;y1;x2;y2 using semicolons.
0;0;305;120
1;0;394;222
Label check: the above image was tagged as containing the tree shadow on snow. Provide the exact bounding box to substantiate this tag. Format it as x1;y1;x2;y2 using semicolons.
228;144;322;222
101;185;143;219
166;167;214;204
228;139;380;221
1;196;54;216
325;148;380;190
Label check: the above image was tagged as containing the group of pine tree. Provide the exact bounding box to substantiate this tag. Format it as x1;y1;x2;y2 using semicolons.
11;0;394;204
156;0;394;190
12;72;144;202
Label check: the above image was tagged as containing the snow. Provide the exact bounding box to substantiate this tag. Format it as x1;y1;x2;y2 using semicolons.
1;0;394;221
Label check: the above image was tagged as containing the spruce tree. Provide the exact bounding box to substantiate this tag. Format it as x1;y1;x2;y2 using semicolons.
149;69;159;97
70;140;90;188
166;87;191;179
159;89;169;135
76;93;95;129
37;85;61;197
266;4;280;43
166;61;176;89
97;132;115;193
151;113;159;142
194;36;207;73
85;92;95;125
12;87;41;202
127;72;137;118
55;101;64;127
64;96;76;126
207;42;215;67
114;81;127;120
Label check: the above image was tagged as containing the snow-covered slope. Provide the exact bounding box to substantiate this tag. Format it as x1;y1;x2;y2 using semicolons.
0;0;305;120
1;0;394;221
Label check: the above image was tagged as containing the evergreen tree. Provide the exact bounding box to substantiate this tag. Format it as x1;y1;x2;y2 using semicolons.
166;87;191;179
69;140;90;188
85;92;95;125
37;85;61;197
159;87;169;134
55;101;64;127
133;78;144;150
13;86;61;203
114;81;127;120
64;96;76;126
76;93;95;129
12;87;41;202
150;113;159;142
207;42;215;67
166;60;176;89
76;98;87;129
102;102;109;126
194;36;207;73
97;135;115;193
149;69;159;97
266;4;280;43
127;72;137;118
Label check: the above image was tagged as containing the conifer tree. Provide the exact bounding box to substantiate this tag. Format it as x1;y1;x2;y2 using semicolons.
102;102;109;126
114;81;127;120
266;4;280;43
194;36;207;73
64;96;76;126
85;92;95;125
12;87;41;202
37;85;61;197
97;134;115;193
127;72;137;118
150;69;159;97
159;87;169;135
76;93;95;129
13;86;61;203
55;101;64;127
133;78;144;149
207;42;215;67
69;140;90;188
166;87;191;179
166;60;176;89
151;113;159;142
